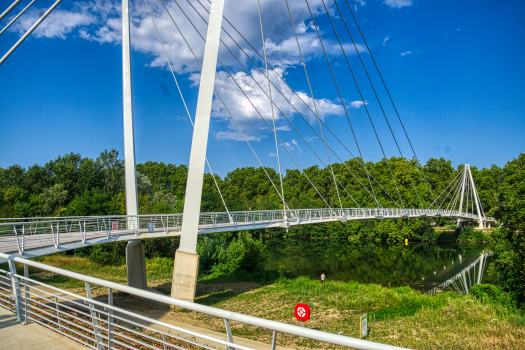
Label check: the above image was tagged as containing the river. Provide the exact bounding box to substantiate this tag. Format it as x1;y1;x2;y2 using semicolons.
263;238;499;293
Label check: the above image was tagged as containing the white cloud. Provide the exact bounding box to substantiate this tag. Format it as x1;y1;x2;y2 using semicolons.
350;101;368;108
260;125;291;131
270;139;302;155
204;68;343;141
7;0;367;74
400;51;412;56
383;35;390;45
8;0;359;141
10;8;95;39
216;131;264;142
383;0;413;9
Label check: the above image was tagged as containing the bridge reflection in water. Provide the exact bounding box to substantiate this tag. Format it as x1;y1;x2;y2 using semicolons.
263;239;498;293
425;252;492;295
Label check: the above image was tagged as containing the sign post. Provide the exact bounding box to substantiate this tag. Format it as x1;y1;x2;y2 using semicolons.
360;314;367;338
295;303;310;327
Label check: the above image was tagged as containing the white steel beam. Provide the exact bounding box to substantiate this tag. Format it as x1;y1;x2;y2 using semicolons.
178;0;225;254
122;0;138;223
0;0;63;66
0;0;22;22
467;165;484;228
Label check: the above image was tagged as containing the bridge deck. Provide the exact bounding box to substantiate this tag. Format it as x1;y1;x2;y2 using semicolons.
0;208;494;262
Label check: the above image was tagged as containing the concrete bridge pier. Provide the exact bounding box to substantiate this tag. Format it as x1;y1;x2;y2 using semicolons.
126;240;147;289
171;250;199;302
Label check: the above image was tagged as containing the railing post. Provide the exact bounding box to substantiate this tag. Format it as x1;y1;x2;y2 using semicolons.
224;319;234;350
23;264;31;324
108;288;114;349
8;259;25;323
85;282;104;350
271;330;278;350
55;296;61;332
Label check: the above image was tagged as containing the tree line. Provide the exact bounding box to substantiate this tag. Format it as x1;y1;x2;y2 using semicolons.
0;149;502;219
1;150;522;307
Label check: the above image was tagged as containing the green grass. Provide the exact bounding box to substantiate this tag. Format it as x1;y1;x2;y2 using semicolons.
4;254;523;349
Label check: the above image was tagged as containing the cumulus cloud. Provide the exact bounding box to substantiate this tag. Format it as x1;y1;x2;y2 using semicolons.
270;139;301;155
7;0;357;141
383;0;413;9
350;101;368;108
10;8;95;39
400;51;412;56
203;68;343;141
7;0;367;73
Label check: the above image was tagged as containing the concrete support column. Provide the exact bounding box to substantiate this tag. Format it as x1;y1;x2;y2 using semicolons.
171;250;199;302
126;240;147;289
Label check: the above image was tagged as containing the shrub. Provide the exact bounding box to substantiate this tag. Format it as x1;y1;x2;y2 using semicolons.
470;284;517;312
197;232;267;275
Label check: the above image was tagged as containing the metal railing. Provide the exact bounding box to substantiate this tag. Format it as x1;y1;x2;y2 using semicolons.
0;252;407;350
0;208;495;255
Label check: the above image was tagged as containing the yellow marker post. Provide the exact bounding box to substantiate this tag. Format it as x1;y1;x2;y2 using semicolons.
405;239;408;245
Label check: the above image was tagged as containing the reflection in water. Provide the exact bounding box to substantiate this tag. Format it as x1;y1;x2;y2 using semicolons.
426;252;492;295
263;238;500;293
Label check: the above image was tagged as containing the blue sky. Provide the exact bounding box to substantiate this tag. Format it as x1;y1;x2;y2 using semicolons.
0;0;524;177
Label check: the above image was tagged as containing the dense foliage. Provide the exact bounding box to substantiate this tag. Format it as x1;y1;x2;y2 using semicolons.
491;154;525;308
1;150;523;307
0;150;503;234
197;232;267;275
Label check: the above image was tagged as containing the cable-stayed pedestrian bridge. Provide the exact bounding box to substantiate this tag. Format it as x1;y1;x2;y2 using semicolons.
0;208;495;262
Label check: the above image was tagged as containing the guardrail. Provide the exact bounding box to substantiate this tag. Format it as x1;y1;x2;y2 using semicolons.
0;208;494;255
0;252;407;350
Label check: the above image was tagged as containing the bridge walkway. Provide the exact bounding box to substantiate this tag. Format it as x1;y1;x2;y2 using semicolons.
0;306;86;349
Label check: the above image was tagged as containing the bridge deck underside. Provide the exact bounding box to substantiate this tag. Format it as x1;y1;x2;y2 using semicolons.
0;208;494;263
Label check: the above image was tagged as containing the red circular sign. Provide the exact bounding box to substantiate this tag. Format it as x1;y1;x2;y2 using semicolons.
295;303;310;322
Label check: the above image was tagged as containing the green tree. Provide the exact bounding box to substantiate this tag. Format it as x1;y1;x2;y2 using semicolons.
492;153;525;308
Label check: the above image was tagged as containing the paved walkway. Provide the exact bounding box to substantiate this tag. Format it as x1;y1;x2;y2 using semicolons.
0;307;86;350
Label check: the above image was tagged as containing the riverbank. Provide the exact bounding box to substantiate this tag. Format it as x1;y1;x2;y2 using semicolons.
10;254;524;350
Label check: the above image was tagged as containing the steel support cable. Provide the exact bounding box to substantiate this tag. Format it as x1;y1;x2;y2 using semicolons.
446;171;466;212
195;0;392;205
343;0;436;203
305;0;405;210
287;0;385;209
0;0;38;36
441;176;460;212
212;57;333;210
160;0;292;210
256;0;287;215
143;0;231;214
177;0;394;210
328;0;424;209
0;0;63;66
185;0;378;208
0;0;22;22
444;171;465;212
165;0;333;210
280;0;343;210
467;174;472;214
446;179;462;213
427;169;464;209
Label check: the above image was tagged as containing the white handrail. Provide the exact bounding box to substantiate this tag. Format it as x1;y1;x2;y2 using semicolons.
0;252;408;350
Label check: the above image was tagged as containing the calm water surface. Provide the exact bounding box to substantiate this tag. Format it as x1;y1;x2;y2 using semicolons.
263;238;500;293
